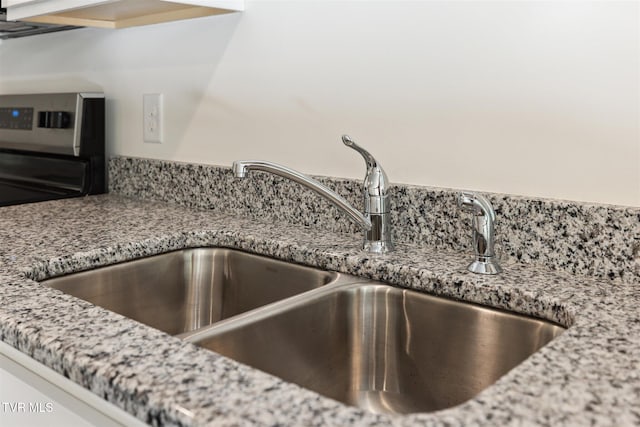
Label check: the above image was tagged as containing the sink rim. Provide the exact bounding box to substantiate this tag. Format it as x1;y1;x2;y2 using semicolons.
182;280;567;343
35;244;571;417
38;246;570;340
185;280;567;414
40;246;367;337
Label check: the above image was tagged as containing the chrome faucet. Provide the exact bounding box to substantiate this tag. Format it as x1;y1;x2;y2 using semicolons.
458;192;502;274
232;135;393;254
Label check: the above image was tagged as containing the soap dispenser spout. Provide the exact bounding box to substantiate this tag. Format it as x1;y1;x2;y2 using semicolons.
458;192;502;274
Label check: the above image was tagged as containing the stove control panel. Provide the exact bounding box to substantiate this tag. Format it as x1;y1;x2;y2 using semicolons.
0;107;34;130
0;93;104;156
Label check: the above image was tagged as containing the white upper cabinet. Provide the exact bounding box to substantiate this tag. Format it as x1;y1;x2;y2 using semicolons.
2;0;244;29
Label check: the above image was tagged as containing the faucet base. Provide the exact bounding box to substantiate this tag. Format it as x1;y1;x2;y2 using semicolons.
467;257;502;275
363;240;394;254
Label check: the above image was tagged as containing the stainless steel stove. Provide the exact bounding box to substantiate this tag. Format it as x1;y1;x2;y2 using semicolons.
0;92;105;206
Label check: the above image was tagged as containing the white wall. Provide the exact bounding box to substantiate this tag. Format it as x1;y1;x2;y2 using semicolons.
0;0;638;207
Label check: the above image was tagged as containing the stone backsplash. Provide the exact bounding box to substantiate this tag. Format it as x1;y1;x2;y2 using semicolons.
109;156;639;284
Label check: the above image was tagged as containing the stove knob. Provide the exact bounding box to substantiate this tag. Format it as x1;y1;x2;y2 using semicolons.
38;111;51;128
37;111;71;129
51;111;71;129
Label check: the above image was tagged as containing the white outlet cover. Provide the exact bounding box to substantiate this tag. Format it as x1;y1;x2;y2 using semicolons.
143;93;163;143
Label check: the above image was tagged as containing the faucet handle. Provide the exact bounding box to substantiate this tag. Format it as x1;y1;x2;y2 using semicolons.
341;135;393;252
342;135;378;170
341;135;389;203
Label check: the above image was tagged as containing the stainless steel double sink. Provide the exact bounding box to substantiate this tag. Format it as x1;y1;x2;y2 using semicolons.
43;247;565;415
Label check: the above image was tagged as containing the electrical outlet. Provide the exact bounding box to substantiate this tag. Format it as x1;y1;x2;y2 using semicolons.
143;93;163;143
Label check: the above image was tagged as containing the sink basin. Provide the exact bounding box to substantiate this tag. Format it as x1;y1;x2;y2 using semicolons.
187;283;565;414
43;248;353;336
43;247;566;415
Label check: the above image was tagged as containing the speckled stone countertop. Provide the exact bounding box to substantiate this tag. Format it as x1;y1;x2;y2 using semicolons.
0;160;638;426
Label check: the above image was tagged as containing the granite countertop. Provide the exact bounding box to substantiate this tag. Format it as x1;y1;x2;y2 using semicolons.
0;194;639;426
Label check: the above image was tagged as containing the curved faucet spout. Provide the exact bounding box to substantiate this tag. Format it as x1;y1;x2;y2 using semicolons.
232;160;372;231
